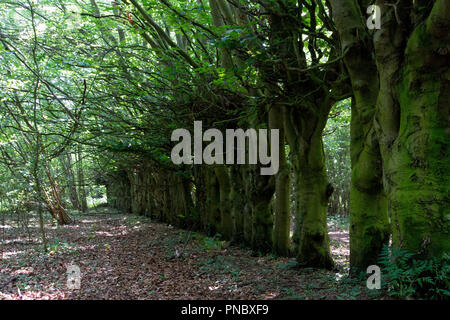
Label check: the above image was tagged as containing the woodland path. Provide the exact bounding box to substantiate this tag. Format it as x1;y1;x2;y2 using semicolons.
0;209;374;300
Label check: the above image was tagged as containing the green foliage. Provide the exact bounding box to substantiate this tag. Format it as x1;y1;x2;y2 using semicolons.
378;245;450;299
324;101;351;217
200;234;225;251
336;287;361;300
47;237;79;255
327;215;349;230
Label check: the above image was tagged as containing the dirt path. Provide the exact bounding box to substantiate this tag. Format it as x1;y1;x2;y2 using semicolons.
0;210;372;300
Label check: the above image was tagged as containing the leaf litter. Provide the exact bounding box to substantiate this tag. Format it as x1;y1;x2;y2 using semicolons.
0;210;378;300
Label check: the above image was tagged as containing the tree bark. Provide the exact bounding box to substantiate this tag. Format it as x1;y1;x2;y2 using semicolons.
284;104;334;269
330;0;390;270
270;104;290;256
332;0;450;259
250;172;275;253
60;152;81;211
374;2;450;256
214;166;233;239
230;166;246;242
205;166;221;235
76;144;88;213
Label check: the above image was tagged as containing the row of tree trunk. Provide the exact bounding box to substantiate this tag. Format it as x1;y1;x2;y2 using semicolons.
104;0;449;272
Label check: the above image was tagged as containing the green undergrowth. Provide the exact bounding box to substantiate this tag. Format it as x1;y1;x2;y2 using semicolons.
378;245;450;300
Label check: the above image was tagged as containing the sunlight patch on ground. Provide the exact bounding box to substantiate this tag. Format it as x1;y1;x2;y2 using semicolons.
94;231;115;237
329;230;349;244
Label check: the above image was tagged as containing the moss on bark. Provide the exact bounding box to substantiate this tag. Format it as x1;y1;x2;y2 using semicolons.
270;105;290;256
381;23;450;257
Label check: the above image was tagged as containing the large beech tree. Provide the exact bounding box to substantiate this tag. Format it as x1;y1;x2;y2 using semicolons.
331;0;449;269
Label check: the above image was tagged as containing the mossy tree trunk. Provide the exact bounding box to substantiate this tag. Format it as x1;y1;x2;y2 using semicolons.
349;121;389;269
106;169;131;213
248;104;276;253
333;0;450;258
230;166;246;242
330;0;390;271
59;152;81;211
374;1;450;256
290;157;301;255
193;165;209;232
205;166;221;236
241;166;254;246
214;166;233;239
76;144;88;213
270;104;290;256
284;103;335;269
258;0;346;268
249;170;275;253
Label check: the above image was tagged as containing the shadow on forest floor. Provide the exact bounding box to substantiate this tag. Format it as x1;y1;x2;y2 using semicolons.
0;209;383;300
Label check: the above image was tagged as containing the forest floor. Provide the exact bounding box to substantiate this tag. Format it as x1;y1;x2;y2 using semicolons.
0;208;382;300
